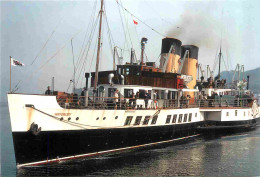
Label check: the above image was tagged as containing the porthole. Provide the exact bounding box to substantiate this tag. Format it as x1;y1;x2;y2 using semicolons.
115;116;118;119
60;117;63;121
103;117;106;120
68;117;71;121
76;117;79;120
96;117;99;120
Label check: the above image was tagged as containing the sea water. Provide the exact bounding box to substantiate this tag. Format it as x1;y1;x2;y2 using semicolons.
1;103;260;176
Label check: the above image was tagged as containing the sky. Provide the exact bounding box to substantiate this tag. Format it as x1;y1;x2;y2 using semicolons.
1;0;260;101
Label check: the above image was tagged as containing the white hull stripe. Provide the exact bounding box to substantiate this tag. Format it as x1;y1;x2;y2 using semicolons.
17;134;200;168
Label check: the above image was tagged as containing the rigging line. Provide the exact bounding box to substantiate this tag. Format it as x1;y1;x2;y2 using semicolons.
213;48;219;73
103;2;116;46
79;13;104;88
31;30;55;65
155;53;161;63
133;23;140;58
88;37;99;72
16;31;82;92
71;39;76;93
120;0;133;49
115;0;166;38
74;14;99;75
143;0;175;27
71;13;100;89
103;6;116;58
103;11;117;62
76;25;99;88
222;54;228;72
144;51;149;62
38;30;82;71
29;2;79;66
116;0;129;56
77;0;98;62
75;0;98;71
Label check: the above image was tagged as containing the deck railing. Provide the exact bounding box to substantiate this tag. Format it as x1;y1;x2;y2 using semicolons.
56;96;256;110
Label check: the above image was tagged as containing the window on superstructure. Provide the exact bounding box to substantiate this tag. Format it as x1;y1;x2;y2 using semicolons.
108;88;117;97
183;114;188;122
151;115;158;125
134;116;142;125
118;67;122;75
133;67;140;76
178;114;183;123
126;67;130;75
166;115;171;124
161;91;165;99
195;113;197;117
226;112;229;116
235;110;238;116
244;111;246;117
143;116;150;125
124;89;133;98
124;116;133;126
188;113;192;122
172;114;177;123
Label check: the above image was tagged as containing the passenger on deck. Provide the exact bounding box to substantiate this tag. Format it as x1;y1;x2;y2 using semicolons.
45;86;51;95
144;91;149;109
153;91;158;109
65;94;70;109
133;92;136;109
114;89;119;109
80;87;86;106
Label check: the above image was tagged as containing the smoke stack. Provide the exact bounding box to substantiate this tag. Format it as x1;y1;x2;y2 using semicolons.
160;38;182;73
181;45;199;104
181;45;199;88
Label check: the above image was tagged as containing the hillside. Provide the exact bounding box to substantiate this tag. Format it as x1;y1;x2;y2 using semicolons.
220;67;260;94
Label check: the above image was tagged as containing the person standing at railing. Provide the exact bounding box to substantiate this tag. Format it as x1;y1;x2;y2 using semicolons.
133;92;136;109
144;91;149;109
65;94;70;109
114;89;119;109
45;86;51;95
187;95;191;106
80;87;86;107
129;93;133;108
153;91;158;109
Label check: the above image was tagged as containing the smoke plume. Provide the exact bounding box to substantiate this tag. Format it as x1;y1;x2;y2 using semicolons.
167;9;225;49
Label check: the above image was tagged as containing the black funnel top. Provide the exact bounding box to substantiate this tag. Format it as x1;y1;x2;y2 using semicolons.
161;38;182;55
181;45;199;60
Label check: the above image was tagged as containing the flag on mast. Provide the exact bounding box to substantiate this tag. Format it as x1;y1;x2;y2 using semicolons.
11;58;25;66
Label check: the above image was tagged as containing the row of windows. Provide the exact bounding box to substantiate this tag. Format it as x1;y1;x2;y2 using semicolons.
166;113;194;124
124;113;197;126
226;110;250;117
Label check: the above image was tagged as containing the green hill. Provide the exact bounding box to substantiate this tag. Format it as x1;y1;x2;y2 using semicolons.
220;67;260;94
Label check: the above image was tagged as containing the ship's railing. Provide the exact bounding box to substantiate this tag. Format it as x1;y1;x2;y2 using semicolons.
56;96;256;110
56;96;196;110
195;97;255;108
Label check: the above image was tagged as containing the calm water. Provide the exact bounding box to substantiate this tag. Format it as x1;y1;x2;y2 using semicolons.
1;104;260;176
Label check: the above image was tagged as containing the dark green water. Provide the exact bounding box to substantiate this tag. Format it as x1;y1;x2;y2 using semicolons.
1;104;260;176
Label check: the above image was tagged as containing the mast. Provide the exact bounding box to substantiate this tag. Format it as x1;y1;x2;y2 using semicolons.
218;47;222;80
94;0;104;91
113;46;116;70
10;56;11;92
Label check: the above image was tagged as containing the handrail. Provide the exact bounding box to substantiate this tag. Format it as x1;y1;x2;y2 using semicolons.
54;95;257;110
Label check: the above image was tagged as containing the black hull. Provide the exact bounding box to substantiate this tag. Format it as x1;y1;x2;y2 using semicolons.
13;122;203;166
197;117;260;133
